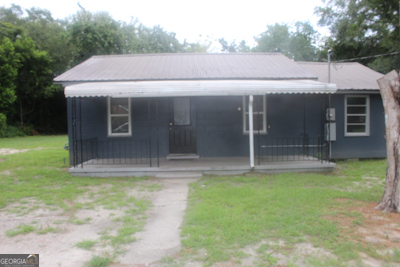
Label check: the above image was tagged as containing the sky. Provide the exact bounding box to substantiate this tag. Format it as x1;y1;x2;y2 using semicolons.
1;0;330;49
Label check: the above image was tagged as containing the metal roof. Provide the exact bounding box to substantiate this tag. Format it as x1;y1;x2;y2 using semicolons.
64;80;337;98
297;62;383;90
54;53;318;83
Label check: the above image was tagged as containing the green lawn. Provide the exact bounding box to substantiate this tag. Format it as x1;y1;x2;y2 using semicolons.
180;160;391;266
0;136;394;266
0;135;155;265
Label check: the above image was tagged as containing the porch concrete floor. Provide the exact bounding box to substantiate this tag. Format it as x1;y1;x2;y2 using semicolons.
69;157;336;177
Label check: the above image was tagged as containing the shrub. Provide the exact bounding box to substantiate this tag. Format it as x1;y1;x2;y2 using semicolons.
0;124;25;138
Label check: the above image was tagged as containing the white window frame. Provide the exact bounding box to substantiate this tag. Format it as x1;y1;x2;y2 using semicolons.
107;97;132;137
243;95;267;134
345;95;370;137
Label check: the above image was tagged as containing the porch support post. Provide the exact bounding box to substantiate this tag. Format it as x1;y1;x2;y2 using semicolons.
249;95;255;169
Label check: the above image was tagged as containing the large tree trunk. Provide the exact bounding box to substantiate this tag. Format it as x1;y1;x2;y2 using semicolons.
376;70;400;212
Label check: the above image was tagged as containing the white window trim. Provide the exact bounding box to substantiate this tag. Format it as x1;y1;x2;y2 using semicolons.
243;95;267;134
107;97;132;137
344;95;370;137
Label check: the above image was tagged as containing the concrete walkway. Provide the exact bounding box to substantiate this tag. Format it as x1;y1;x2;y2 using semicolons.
116;178;197;266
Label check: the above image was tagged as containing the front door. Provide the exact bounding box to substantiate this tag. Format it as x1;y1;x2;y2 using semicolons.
169;97;196;154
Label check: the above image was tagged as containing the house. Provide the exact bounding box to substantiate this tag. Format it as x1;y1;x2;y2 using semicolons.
54;53;385;177
297;61;386;159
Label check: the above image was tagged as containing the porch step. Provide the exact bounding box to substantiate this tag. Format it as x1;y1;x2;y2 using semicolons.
155;172;203;179
166;154;200;160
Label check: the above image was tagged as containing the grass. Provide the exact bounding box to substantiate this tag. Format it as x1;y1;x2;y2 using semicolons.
0;136;149;211
5;224;35;237
180;159;388;265
75;239;98;250
36;226;57;234
0;135;156;267
84;256;111;267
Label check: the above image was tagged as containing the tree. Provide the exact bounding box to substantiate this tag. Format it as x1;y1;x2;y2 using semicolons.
253;22;320;61
315;0;400;73
376;70;400;212
12;37;54;128
0;5;73;75
132;24;185;53
237;40;251;52
0;37;18;117
22;7;73;75
218;38;251;53
219;38;238;52
66;8;124;66
0;5;68;133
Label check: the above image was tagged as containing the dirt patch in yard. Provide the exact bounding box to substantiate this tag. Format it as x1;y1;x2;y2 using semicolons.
328;199;400;249
0;180;161;267
0;178;194;267
322;199;400;266
0;147;44;156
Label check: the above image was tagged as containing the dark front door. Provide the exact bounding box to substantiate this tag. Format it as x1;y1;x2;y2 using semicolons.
169;97;196;154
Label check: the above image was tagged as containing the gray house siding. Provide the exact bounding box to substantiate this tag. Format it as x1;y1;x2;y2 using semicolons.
196;96;247;157
67;93;386;165
68;94;328;163
330;93;386;159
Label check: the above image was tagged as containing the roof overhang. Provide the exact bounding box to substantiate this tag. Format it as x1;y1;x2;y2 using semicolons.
64;80;337;98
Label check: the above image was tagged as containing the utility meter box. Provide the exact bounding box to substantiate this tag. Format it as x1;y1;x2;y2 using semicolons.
326;108;336;121
325;122;336;141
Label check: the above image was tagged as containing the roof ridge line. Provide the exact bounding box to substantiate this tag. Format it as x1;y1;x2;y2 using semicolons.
91;52;283;58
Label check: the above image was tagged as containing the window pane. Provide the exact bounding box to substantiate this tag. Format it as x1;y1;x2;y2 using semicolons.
245;114;264;131
244;96;264;112
347;125;366;133
111;116;129;133
347;97;366;105
253;114;264;130
253;96;264;112
347;106;366;114
174;98;190;125
111;98;129;114
347;116;366;123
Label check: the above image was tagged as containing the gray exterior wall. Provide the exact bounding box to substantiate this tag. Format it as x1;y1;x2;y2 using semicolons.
195;95;326;157
67;93;386;165
330;93;386;159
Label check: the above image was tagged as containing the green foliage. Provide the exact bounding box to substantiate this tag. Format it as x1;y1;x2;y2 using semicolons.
253;21;321;61
11;36;55;128
75;239;97;250
84;256;111;267
0;37;18;114
393;248;400;262
315;0;400;73
5;224;35;237
0;5;73;76
0;113;5;130
181;159;386;264
66;8;125;66
36;226;57;234
132;24;185;54
218;38;251;53
0;123;25;138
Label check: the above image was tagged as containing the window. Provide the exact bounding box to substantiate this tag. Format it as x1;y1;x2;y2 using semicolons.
108;97;131;136
345;95;369;136
243;95;267;134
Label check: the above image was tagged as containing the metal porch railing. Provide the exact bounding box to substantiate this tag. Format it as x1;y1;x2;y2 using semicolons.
73;138;152;167
258;136;328;164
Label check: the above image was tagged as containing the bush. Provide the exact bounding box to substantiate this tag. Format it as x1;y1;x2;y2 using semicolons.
0;113;6;131
0;124;25;138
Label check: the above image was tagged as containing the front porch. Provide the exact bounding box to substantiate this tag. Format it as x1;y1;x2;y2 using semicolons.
69;156;336;177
